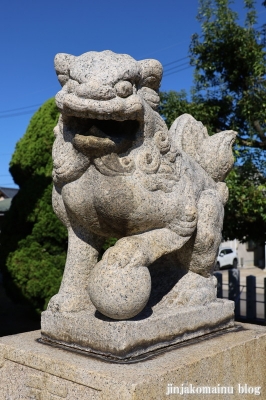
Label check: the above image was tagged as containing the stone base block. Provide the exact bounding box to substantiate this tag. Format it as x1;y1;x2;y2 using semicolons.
0;323;266;399
41;299;234;359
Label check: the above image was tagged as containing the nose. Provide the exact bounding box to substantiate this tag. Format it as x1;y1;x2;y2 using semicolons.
75;80;116;100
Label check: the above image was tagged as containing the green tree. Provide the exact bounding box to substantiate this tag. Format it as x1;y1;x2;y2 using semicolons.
160;0;266;243
0;98;68;313
190;0;266;153
224;163;266;242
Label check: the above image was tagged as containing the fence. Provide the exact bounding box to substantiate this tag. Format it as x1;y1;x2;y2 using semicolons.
214;270;266;324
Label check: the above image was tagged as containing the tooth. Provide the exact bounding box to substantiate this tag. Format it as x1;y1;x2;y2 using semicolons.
89;125;105;137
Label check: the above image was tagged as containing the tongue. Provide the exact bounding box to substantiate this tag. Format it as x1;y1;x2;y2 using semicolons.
73;134;116;157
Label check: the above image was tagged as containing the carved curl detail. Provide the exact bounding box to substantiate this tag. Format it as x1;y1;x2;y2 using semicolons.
154;131;171;154
137;145;161;174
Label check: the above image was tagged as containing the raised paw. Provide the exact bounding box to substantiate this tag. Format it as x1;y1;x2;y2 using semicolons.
102;237;150;269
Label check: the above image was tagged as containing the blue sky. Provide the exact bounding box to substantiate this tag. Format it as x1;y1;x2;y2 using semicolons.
1;0;265;188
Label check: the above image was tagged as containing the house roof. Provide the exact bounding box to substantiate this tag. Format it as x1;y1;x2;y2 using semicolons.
0;187;18;199
0;198;12;213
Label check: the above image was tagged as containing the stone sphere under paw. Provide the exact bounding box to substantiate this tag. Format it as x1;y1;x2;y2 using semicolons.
88;261;151;320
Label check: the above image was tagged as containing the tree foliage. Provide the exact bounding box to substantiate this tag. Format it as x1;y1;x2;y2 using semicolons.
224;164;266;241
0;99;68;313
0;98;117;313
160;0;266;243
191;0;266;153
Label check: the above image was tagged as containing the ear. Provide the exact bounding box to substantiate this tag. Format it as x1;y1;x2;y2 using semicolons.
54;53;75;87
138;59;163;91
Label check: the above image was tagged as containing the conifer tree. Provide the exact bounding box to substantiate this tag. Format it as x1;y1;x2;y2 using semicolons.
0;98;67;313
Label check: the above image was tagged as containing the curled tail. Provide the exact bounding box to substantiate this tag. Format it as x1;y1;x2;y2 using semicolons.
169;114;237;182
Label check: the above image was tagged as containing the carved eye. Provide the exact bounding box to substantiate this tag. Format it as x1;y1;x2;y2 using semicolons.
141;76;159;90
115;81;133;98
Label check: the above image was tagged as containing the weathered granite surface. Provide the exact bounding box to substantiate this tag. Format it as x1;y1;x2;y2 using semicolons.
41;50;237;356
42;299;234;359
1;324;266;399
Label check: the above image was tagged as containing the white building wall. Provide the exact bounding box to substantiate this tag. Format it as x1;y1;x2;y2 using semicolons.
221;240;265;268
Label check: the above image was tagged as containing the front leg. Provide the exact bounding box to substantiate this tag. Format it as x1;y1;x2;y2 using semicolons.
88;228;192;320
47;225;103;312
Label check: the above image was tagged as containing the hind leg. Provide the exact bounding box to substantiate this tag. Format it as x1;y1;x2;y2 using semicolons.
158;189;224;308
188;189;224;277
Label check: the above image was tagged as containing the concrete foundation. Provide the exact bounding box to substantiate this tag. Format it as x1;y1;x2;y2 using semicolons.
0;323;265;399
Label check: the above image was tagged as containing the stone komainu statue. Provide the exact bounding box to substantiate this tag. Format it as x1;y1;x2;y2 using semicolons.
48;50;236;320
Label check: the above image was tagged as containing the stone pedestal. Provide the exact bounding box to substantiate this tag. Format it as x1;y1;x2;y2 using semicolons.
0;323;265;399
41;299;234;359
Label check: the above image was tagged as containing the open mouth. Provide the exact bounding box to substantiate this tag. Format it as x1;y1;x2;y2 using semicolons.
63;116;140;157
